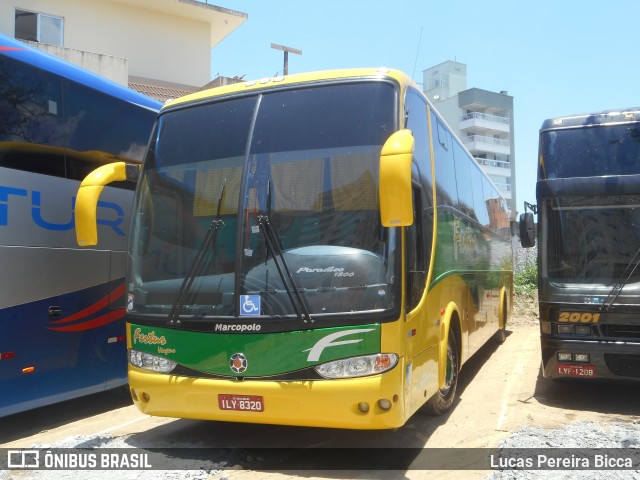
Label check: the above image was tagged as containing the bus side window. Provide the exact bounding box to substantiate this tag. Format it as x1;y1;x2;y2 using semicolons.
406;186;425;310
403;88;434;298
478;176;494;227
404;89;433;186
0;56;66;177
432;113;458;207
405;90;435;223
452;139;475;220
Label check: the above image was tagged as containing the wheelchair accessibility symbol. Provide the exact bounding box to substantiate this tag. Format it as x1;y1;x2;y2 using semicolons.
240;295;261;316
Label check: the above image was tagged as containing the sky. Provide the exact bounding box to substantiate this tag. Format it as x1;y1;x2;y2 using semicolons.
210;0;640;212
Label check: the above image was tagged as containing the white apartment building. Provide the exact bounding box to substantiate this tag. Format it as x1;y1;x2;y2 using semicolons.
0;0;247;101
423;61;517;216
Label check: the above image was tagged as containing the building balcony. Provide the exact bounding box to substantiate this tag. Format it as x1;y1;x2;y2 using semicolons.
463;135;511;156
475;157;511;170
459;112;510;133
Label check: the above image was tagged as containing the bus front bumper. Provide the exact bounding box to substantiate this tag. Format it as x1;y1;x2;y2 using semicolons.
128;364;407;430
541;336;640;381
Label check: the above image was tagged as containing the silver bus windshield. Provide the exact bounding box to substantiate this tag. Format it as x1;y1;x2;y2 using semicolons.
128;81;400;319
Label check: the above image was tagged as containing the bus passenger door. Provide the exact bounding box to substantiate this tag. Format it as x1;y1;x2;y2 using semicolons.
406;186;426;313
405;183;431;414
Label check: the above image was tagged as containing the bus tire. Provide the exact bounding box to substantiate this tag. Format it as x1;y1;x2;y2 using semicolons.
425;329;459;415
494;297;508;344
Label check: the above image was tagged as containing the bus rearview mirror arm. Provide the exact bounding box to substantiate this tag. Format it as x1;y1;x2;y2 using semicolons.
75;162;140;246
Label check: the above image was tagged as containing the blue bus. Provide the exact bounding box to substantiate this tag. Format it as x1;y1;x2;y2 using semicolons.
0;34;161;416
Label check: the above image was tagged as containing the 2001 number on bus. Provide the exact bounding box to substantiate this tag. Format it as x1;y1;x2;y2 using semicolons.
558;312;601;323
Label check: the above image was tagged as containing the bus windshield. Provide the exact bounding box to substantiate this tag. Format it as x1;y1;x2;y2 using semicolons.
543;194;640;287
128;81;400;320
540;123;640;179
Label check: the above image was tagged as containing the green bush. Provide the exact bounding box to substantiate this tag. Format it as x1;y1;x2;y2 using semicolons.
515;260;538;295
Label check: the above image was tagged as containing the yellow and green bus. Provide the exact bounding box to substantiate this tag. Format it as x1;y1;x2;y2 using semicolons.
75;68;513;429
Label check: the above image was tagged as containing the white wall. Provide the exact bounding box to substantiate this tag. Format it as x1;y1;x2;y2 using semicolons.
2;0;212;86
26;41;129;85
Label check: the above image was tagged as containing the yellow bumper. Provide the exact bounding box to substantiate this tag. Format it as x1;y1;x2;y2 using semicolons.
129;363;406;430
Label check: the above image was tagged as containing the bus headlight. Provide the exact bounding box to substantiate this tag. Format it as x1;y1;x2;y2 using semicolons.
314;354;398;379
557;324;573;334
129;349;177;373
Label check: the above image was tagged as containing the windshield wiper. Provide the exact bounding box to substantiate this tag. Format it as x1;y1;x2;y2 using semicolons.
257;181;313;323
602;245;640;311
168;185;226;324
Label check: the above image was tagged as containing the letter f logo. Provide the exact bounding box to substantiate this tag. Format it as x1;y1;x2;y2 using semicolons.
304;329;374;362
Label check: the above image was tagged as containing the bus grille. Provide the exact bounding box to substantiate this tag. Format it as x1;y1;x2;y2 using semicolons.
600;324;640;339
604;354;640;378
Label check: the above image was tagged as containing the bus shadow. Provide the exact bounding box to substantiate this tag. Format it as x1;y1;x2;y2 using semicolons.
0;387;132;445
122;418;485;476
533;368;640;416
121;333;506;475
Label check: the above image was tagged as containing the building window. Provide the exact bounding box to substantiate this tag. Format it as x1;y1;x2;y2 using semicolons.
15;9;64;47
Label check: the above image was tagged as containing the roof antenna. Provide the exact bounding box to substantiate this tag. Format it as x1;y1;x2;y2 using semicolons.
411;27;423;82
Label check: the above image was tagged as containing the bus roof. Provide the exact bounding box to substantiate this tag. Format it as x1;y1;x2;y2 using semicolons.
541;107;640;131
164;68;415;109
0;33;161;111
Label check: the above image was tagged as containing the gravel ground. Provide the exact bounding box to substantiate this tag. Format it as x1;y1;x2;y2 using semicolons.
486;421;640;480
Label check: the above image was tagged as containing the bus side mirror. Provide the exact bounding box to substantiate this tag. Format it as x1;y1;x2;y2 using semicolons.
75;162;133;246
519;212;536;248
379;129;415;227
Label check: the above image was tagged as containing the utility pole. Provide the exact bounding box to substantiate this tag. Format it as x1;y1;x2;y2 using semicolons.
270;43;302;76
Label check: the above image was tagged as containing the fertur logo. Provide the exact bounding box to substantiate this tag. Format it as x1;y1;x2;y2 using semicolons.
304;328;374;362
453;218;478;260
132;328;167;346
0;186;125;235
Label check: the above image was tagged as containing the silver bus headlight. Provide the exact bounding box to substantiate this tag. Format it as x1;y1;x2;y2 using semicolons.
129;349;177;373
314;353;398;379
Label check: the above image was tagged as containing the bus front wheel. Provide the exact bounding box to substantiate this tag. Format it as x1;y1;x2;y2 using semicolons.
425;330;459;415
